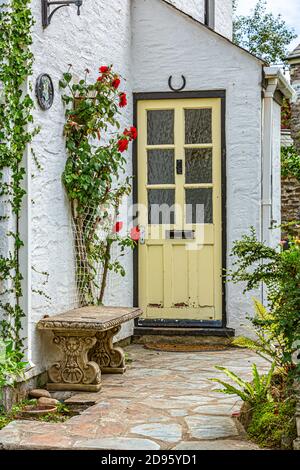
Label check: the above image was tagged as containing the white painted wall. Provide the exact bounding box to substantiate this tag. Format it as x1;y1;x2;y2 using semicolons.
29;0;135;374
165;0;233;39
165;0;205;22
132;0;264;335
215;0;233;39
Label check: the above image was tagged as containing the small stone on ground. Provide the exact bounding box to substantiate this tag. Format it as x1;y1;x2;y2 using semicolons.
29;389;51;399
37;397;59;406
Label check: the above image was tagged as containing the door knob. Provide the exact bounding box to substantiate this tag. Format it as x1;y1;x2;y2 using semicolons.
176;160;183;175
139;226;145;245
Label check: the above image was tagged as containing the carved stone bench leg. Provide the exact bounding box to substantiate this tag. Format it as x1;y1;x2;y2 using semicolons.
47;330;102;392
89;326;126;374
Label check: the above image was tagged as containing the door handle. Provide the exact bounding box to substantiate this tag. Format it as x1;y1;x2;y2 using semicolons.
176;160;183;175
139;226;145;245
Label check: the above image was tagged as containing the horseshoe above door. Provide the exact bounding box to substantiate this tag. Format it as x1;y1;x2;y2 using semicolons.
168;75;186;92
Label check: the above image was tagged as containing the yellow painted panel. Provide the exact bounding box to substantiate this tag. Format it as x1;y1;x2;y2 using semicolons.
147;245;164;307
145;307;215;320
172;244;188;306
188;249;198;308
198;246;214;307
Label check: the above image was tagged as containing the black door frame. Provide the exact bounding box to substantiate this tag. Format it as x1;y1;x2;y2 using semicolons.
132;90;227;329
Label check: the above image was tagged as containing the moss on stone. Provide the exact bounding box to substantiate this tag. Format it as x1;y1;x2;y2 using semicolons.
248;400;297;449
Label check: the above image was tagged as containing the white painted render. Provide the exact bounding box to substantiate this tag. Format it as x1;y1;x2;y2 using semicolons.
27;0;135;373
0;0;285;376
215;0;233;39
165;0;233;39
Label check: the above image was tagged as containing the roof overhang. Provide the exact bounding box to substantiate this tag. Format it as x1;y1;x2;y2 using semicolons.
286;43;300;64
264;66;296;101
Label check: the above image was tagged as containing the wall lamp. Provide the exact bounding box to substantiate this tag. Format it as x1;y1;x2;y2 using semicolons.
42;0;83;28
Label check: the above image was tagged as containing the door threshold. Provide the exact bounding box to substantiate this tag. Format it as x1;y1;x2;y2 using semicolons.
133;326;235;338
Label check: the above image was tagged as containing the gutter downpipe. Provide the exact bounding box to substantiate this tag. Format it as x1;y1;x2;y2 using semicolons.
262;68;295;250
262;74;278;250
261;68;295;303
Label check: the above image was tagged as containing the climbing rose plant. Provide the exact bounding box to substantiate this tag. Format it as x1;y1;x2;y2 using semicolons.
60;66;138;306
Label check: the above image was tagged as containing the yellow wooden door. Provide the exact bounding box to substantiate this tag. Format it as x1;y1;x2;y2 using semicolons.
137;98;222;321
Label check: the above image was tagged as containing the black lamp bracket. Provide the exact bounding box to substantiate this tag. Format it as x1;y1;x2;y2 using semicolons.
42;0;83;28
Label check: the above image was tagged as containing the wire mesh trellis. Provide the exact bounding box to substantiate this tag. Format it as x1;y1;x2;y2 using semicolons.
71;201;117;308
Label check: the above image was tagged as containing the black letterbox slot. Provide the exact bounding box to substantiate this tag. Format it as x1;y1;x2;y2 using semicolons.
166;230;195;240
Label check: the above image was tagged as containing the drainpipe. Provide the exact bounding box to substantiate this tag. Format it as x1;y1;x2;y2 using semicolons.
262;74;278;248
262;68;295;247
261;68;295;304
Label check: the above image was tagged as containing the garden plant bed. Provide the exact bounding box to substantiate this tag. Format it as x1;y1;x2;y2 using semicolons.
0;399;78;431
238;387;297;449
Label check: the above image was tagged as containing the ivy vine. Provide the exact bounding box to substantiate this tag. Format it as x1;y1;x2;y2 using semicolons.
281;145;300;182
0;1;36;353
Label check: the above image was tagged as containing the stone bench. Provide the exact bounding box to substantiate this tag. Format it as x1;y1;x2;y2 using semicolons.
37;306;141;392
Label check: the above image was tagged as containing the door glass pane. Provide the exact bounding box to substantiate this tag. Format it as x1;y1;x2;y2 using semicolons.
185;148;212;184
147;110;174;145
148;189;175;224
185;109;212;144
186;189;213;224
148;149;175;185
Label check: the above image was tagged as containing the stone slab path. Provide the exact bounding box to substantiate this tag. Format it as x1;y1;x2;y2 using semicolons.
0;345;268;450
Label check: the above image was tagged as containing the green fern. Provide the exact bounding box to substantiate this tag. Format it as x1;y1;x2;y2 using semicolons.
210;363;275;405
232;299;292;371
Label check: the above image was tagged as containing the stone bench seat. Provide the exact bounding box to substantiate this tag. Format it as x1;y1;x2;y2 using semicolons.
37;306;141;392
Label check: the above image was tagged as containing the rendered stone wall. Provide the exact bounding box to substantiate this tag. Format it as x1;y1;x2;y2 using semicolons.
281;58;300;230
29;0;134;374
215;0;233;39
281;176;300;225
290;64;300;153
166;0;233;39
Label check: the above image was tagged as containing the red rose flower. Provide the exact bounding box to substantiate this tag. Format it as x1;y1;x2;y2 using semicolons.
97;76;103;82
118;139;129;153
124;126;138;141
130;226;141;241
119;92;127;108
112;77;121;89
99;66;109;73
130;127;138;140
113;221;123;233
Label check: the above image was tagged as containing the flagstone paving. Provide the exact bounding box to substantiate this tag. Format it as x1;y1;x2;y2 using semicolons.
0;345;268;450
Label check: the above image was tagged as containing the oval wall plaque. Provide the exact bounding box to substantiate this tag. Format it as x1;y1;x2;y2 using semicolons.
35;73;54;110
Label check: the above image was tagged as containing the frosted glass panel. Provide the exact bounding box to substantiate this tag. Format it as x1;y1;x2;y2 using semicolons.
147;110;174;145
185;148;212;184
148;150;175;185
186;189;213;224
148;189;175;225
185;109;212;144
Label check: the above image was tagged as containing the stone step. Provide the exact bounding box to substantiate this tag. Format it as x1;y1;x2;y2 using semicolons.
133;327;235;346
